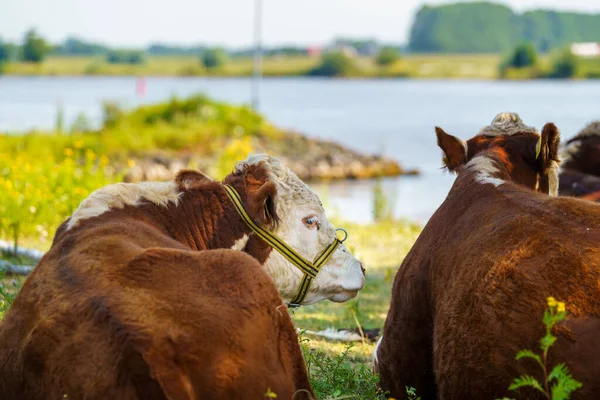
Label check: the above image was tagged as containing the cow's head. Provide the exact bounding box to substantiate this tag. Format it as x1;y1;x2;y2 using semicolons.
435;112;561;195
223;154;365;305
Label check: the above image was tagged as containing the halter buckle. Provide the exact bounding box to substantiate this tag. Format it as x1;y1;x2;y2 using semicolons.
336;228;348;243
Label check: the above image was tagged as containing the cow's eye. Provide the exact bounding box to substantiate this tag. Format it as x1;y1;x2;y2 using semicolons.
303;216;320;230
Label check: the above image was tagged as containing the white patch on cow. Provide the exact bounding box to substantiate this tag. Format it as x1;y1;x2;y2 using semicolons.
234;154;365;305
67;181;180;230
467;155;505;188
230;234;249;251
373;336;383;370
476;175;504;187
477;112;538;137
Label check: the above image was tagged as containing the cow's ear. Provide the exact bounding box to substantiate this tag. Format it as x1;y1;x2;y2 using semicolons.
246;180;279;229
538;123;561;169
175;169;212;190
435;127;467;172
537;123;561;196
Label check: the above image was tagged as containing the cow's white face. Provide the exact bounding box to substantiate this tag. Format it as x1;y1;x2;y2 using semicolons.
265;180;365;305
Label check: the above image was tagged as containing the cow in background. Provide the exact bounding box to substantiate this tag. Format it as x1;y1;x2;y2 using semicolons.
559;121;600;199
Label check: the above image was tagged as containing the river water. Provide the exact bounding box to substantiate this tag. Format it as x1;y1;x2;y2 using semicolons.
1;76;599;223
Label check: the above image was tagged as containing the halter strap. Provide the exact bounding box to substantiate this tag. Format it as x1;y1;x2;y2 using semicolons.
223;184;344;306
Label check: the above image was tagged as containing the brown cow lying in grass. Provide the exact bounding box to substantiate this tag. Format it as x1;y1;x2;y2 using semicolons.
559;121;600;199
374;113;600;399
0;154;364;399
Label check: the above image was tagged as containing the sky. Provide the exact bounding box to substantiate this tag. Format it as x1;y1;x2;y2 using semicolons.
1;0;600;48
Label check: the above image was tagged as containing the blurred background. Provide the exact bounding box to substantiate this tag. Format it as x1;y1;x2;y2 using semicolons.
1;0;600;243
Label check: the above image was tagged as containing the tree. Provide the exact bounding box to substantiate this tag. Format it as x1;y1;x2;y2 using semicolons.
375;47;400;66
408;3;600;53
106;50;146;65
201;48;228;69
506;42;538;68
21;29;50;63
548;49;580;79
308;51;356;77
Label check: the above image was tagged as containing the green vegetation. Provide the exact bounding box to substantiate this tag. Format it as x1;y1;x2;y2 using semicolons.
54;37;110;56
300;339;385;399
0;94;282;250
21;29;51;63
548;49;580;79
2;52;599;79
504;42;538;69
375;47;401;67
500;42;540;78
409;2;600;53
308;51;357;77
201;48;228;69
504;297;582;400
106;50;146;65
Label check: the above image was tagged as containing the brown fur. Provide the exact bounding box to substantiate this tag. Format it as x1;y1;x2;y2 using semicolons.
0;165;314;400
377;124;600;400
559;122;600;199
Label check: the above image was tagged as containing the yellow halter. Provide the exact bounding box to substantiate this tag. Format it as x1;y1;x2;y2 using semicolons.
223;184;347;307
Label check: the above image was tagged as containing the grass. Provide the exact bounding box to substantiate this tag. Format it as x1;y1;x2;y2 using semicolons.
289;218;421;399
2;54;505;79
5;53;597;80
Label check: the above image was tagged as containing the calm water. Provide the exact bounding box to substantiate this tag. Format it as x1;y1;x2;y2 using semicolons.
1;76;599;223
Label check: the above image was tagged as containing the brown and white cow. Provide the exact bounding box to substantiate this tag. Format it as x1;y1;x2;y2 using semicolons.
374;113;600;400
559;121;600;199
0;154;364;399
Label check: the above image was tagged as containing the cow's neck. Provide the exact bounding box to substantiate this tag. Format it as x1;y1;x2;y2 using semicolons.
462;151;512;188
148;186;273;263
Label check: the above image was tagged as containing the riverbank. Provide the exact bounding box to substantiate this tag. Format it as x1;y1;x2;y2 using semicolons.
4;54;600;80
2;54;502;79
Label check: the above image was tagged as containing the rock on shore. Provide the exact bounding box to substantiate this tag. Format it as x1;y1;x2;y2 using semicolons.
125;131;419;183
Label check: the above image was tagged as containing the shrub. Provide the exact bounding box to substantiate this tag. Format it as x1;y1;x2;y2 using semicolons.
308;51;356;77
500;41;539;77
375;47;400;66
21;29;50;63
548;49;580;79
507;42;538;69
201;48;228;69
106;50;146;65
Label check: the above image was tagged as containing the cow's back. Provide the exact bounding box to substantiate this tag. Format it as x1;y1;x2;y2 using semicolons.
0;223;312;400
379;183;600;399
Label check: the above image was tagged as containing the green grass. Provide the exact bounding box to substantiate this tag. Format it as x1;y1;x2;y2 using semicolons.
0;53;509;79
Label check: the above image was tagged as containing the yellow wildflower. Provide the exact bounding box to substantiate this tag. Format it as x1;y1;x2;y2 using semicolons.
127;159;136;168
74;140;84;149
85;149;96;161
547;297;557;308
64;148;74;157
557;302;566;313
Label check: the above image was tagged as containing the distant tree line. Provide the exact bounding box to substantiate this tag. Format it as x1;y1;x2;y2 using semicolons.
409;2;600;53
0;29;51;65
